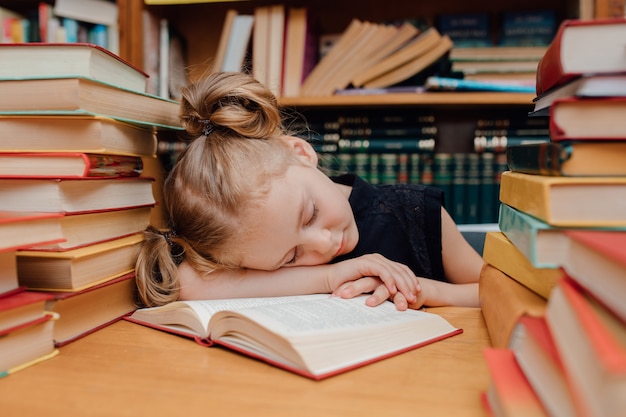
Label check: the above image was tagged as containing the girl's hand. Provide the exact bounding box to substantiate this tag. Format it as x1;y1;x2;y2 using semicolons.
333;276;427;311
326;254;422;308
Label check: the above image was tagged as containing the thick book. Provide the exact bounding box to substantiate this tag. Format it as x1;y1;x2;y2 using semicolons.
0;78;181;129
126;294;462;380
43;272;137;346
561;230;626;322
482;231;561;299
478;263;547;348
0;152;143;178
0;291;53;334
545;96;626;140
29;205;152;251
535;17;626;95
482;348;549;417
499;170;626;227
508;316;579;417
16;233;143;291
532;73;626;113
0;115;158;156
0;43;148;94
0;177;155;213
546;278;626;417
506;140;626;176
0;250;19;297
282;7;317;97
362;35;454;89
0;211;64;252
0;311;57;378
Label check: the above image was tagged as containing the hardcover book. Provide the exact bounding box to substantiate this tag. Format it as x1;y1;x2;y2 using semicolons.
0;78;181;129
0;177;156;213
535;17;626;95
0;43;148;94
546;278;626;417
499;170;626;227
44;272;137;346
506;141;626;176
482;230;561;299
0;115;158;156
0;211;64;252
17;233;143;291
545;97;626;140
126;294;462;380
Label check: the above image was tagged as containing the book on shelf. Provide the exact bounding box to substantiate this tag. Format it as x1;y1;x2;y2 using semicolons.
29;205;153;251
546;277;626;417
541;97;626;140
0;250;20;297
281;7;317;97
508;315;578;417
424;76;536;93
532;73;626;113
0;115;158;156
0;78;181;129
361;35;453;89
350;25;440;88
506;140;626;176
436;12;491;47
251;6;269;87
561;230;626;322
482;230;561;299
479;263;547;348
482;348;549;417
499;170;626;227
347;22;421;88
266;4;285;97
498;10;556;47
17;233;143;292
449;46;548;62
0;152;143;178
220;13;254;73
0;43;148;94
142;9;161;96
43;272;137;347
451;60;540;75
213;9;237;74
0;211;64;252
535;17;626;95
0;177;155;213
53;0;118;27
126;294;462;380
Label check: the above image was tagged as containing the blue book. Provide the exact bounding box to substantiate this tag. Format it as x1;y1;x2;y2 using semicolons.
425;76;536;93
437;13;491;47
499;10;556;46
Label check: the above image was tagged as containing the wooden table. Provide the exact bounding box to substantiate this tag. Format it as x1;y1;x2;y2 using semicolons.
0;307;491;417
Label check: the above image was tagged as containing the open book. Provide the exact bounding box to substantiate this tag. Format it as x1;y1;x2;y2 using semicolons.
126;294;462;380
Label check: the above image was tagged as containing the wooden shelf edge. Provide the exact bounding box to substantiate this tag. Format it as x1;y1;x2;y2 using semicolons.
278;92;536;107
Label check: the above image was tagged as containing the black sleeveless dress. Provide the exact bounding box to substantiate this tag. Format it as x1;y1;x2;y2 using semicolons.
331;173;446;282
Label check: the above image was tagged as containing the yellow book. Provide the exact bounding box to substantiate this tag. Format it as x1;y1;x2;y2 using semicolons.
499;171;626;227
482;231;561;299
479;263;547;348
17;233;143;291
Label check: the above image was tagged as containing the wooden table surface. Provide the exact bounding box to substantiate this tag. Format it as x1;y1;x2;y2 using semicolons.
0;306;491;417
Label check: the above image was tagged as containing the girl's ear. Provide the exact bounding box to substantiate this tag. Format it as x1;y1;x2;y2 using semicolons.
285;136;318;167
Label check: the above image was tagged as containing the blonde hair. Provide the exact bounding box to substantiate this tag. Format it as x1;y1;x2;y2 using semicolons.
135;72;301;307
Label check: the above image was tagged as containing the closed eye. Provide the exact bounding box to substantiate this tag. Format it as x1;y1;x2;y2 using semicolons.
306;202;318;226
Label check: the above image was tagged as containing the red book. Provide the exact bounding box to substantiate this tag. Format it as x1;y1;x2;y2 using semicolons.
0;291;53;334
562;230;626;322
0;211;64;252
0;152;143;178
508;316;579;417
546;278;626;417
482;348;548;417
536;18;626;95
548;96;626;141
43;272;137;347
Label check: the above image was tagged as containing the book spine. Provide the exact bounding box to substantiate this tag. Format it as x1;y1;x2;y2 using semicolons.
535;20;569;95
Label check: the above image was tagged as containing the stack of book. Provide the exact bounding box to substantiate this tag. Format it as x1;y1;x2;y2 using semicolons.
479;17;626;417
0;42;181;376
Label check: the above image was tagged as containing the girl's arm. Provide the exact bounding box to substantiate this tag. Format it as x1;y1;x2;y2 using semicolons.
440;207;485;285
177;253;422;308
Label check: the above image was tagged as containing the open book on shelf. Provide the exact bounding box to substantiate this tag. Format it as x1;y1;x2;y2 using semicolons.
126;294;462;380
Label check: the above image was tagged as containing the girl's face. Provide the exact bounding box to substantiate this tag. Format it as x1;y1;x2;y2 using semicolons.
238;139;359;271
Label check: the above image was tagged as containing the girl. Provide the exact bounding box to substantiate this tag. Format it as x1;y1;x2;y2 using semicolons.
135;72;484;310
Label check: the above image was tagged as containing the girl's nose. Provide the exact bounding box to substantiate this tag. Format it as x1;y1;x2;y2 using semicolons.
303;227;332;254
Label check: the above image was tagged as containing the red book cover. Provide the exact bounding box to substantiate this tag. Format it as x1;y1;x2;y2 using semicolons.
536;18;626;95
0;152;143;178
548;96;626;141
0;291;54;335
483;348;549;417
0;211;65;251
